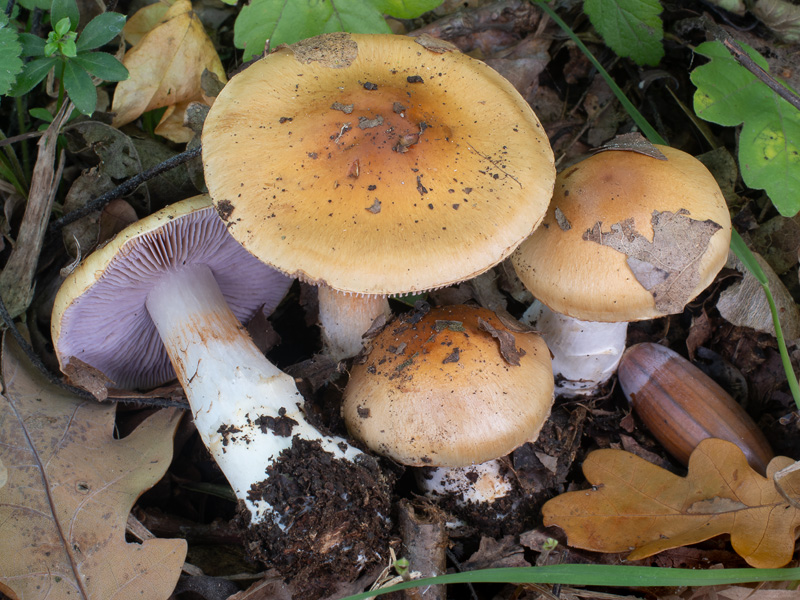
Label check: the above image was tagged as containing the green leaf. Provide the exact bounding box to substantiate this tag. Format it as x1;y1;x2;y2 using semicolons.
234;0;393;61
691;41;769;126
51;0;80;30
29;107;55;122
583;0;664;66
8;56;57;96
76;12;126;52
18;32;46;57
72;51;128;81
0;13;24;95
17;0;51;9
691;40;800;216
63;60;97;115
373;0;442;19
54;16;72;37
60;37;77;57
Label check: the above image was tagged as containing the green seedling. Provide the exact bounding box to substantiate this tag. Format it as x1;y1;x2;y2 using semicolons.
8;0;128;115
0;13;24;95
233;0;443;61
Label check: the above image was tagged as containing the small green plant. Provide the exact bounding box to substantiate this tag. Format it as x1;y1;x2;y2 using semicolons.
691;40;800;217
233;0;444;61
583;0;664;66
7;0;128;115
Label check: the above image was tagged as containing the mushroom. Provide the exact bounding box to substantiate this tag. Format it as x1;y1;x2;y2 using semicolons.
511;142;732;396
342;304;554;521
201;32;555;360
51;195;392;583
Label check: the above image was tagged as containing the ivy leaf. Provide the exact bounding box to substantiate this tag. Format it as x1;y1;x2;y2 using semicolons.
73;51;128;81
234;0;439;61
76;11;126;52
583;0;664;66
691;40;800;217
0;13;23;95
63;59;97;115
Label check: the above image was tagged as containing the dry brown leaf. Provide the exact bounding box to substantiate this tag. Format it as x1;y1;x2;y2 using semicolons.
0;333;186;599
122;0;173;46
541;438;800;568
111;0;226;139
583;209;722;314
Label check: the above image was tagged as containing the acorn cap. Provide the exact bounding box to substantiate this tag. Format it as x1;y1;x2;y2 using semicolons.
202;33;555;295
51;195;292;390
512;145;732;322
342;305;554;467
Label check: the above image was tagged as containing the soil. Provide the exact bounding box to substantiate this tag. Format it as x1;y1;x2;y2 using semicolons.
238;436;394;598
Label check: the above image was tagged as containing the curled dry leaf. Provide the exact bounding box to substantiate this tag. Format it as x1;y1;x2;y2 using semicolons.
111;0;226;142
542;438;800;568
583;209;722;314
0;333;186;599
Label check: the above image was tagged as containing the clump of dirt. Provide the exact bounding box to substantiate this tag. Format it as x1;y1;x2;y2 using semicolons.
237;436;394;598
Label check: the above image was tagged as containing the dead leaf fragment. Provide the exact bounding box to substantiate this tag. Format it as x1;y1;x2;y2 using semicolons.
477;316;526;366
111;0;226;139
0;333;186;599
542;438;800;568
583;209;723;314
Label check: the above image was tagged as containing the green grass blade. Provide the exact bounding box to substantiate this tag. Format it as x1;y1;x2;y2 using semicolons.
533;0;665;145
341;565;800;599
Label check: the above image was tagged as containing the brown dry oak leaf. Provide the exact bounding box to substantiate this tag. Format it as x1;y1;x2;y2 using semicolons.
0;333;186;599
541;438;800;568
111;0;226;142
582;209;722;314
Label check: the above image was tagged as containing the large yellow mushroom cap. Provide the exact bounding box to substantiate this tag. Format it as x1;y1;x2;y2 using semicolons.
202;33;555;295
342;305;554;467
512;145;732;322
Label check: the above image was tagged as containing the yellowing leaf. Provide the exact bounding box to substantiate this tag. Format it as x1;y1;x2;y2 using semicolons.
122;0;174;46
0;333;186;599
111;0;226;138
542;438;800;568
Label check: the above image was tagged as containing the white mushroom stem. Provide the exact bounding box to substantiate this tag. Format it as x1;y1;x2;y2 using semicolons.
145;264;363;526
521;300;628;397
416;461;514;506
317;285;391;361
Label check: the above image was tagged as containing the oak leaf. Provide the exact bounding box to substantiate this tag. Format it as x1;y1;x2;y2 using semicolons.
541;438;800;568
0;333;186;599
111;0;226;142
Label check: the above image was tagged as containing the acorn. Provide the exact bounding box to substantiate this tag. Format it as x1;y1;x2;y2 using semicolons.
618;343;774;474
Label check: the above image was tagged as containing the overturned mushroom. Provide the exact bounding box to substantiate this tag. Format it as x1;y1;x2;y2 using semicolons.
512;143;731;396
202;32;555;360
51;196;392;589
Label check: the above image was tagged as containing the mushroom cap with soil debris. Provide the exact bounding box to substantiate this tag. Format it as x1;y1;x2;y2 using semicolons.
343;304;554;467
201;32;555;296
512;144;732;323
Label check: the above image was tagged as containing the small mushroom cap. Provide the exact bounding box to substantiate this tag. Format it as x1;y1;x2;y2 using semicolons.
51;195;292;390
342;305;554;467
202;33;555;295
512;145;732;322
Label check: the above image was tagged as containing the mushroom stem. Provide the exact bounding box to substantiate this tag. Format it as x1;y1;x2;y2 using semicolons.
145;264;363;524
416;460;514;505
521;301;628;397
317;285;391;360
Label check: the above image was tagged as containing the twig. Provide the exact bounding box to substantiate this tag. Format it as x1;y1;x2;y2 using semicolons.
48;145;202;233
702;16;800;112
0;130;45;149
0;100;72;318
